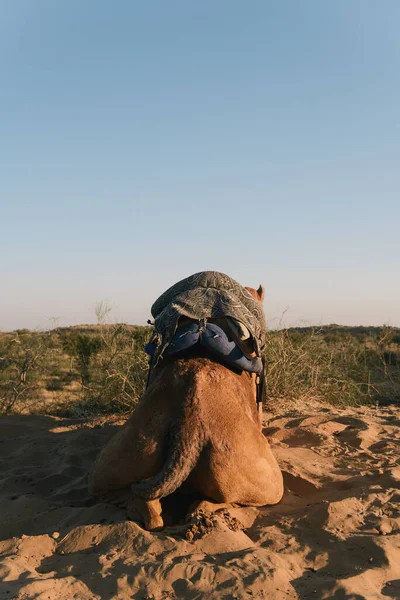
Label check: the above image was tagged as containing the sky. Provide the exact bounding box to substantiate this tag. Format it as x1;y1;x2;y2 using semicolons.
1;0;399;330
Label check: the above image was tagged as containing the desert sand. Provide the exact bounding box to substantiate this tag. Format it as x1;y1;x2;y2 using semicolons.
0;402;399;599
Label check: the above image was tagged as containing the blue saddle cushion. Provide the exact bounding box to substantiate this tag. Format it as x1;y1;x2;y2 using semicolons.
145;322;263;374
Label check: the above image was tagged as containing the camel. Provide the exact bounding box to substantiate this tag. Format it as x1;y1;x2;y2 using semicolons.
88;284;283;530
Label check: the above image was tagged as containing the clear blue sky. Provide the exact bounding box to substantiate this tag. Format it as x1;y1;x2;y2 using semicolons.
1;1;399;330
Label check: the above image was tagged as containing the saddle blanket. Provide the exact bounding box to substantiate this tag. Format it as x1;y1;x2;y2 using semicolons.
145;321;263;375
149;271;267;367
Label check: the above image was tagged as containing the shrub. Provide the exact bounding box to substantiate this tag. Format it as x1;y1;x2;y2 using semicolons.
65;324;151;416
60;331;103;384
264;327;400;408
0;332;50;413
1;322;398;415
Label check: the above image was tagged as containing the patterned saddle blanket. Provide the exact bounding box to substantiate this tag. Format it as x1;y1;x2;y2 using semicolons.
148;271;267;368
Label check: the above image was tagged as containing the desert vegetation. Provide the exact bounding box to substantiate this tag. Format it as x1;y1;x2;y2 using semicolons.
0;322;399;416
264;325;400;408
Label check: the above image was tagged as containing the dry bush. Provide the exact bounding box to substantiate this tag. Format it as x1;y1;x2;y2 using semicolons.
264;327;400;409
0;331;52;413
65;324;150;417
1;319;398;416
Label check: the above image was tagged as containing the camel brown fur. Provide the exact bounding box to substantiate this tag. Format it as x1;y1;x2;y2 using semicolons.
88;285;283;530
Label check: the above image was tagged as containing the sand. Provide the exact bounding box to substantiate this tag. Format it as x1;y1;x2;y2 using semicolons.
0;403;399;599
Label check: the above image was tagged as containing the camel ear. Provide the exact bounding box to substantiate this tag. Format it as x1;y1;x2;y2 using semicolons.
245;285;265;304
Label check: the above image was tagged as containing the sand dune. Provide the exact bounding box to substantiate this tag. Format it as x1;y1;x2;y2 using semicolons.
0;403;399;599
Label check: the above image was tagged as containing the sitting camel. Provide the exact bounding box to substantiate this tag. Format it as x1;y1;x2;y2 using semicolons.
88;276;283;530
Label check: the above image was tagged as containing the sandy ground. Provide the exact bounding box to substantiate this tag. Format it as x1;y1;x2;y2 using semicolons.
0;404;399;600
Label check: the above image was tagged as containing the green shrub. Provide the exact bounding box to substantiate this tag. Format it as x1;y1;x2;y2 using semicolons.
60;332;102;384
